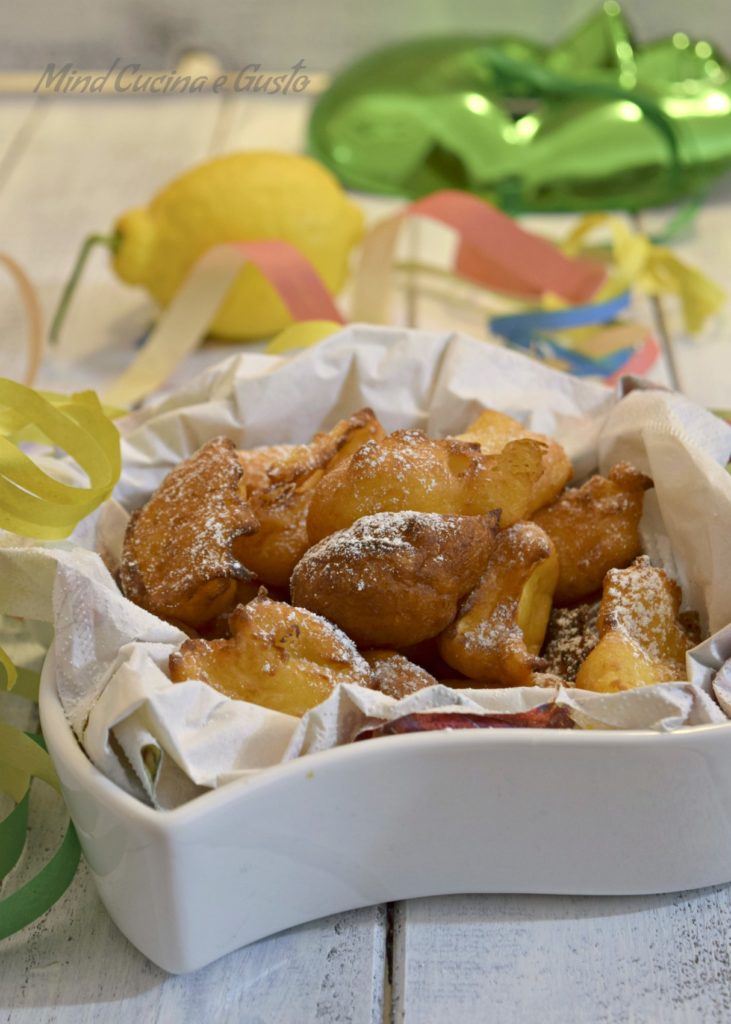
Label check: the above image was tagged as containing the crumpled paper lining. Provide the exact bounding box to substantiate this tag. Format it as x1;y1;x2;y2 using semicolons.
5;326;731;809
284;680;727;761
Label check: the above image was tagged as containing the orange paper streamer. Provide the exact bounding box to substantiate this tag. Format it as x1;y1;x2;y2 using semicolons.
0;253;44;386
352;190;606;323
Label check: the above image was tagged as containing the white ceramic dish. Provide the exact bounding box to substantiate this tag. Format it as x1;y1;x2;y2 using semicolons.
41;652;731;974
33;329;731;973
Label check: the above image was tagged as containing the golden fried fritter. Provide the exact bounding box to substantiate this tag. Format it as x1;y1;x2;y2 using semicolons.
439;521;559;686
306;429;547;543
575;557;696;693
533;462;652;605
120;437;258;628
454;408;525;451
362;649;438;700
291;510;501;648
454;408;572;511
234;409;384;587
237;443;299;493
169;591;373;716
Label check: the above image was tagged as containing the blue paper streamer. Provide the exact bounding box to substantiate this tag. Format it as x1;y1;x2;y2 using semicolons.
490;291;634;377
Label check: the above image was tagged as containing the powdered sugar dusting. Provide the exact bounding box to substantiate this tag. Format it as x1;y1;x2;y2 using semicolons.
542;602;600;683
303;510;459;564
120;437;257;618
244;597;370;673
603;555;682;660
365;651;437;700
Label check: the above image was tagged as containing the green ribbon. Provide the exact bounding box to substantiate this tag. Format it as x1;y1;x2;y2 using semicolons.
309;3;731;212
0;673;81;940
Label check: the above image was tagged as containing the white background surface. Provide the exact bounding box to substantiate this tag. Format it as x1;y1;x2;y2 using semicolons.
0;0;729;72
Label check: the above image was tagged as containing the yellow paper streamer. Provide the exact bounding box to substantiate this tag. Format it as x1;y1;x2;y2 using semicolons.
102;245;247;409
265;319;343;354
0;653;40;702
0;381;121;539
0;719;81;942
564;215;725;334
0;645;18;691
0;757;29;804
0;720;60;793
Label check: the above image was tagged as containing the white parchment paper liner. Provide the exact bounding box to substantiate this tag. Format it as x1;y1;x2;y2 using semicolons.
3;326;731;809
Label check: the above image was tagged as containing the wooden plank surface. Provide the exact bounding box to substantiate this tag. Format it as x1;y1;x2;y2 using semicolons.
391;890;731;1024
0;781;386;1024
0;90;728;1022
0;93;388;1021
1;672;386;1023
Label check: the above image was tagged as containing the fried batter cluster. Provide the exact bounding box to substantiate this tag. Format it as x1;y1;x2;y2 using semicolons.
119;437;258;629
291;510;500;647
117;403;702;714
439;521;559;686
306;429;551;542
234;409;384;587
533;462;652;604
453;409;572;513
575;557;696;692
362;650;438;700
169;591;372;716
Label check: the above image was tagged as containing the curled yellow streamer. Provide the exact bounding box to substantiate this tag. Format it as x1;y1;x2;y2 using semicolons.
0;381;121;539
0;720;60;794
0;645;17;690
0;376;118;935
564;215;725;335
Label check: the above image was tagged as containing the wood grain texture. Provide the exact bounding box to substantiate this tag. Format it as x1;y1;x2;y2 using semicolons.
392;891;731;1023
0;783;386;1024
0;93;388;1022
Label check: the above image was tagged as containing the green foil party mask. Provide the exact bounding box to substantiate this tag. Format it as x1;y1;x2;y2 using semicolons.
308;2;731;212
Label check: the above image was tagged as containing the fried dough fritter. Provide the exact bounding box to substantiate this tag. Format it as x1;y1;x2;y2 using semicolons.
234;408;385;587
169;591;373;716
454;409;572;511
362;649;438;700
533;462;653;605
291;509;501;648
237;443;299;493
439;521;559;686
306;429;546;543
120;437;259;628
575;557;696;693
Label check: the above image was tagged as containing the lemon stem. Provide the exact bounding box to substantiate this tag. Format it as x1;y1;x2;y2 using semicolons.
49;231;121;343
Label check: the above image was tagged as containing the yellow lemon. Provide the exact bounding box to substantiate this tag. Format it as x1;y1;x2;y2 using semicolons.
113;152;363;339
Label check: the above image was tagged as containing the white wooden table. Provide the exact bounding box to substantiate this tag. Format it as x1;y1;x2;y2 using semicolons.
1;89;730;1022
